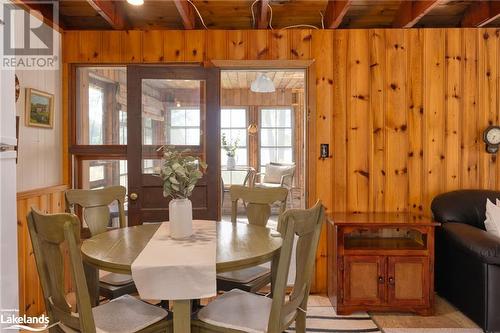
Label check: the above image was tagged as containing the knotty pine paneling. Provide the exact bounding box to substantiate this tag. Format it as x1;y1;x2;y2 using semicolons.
17;185;70;316
62;28;500;293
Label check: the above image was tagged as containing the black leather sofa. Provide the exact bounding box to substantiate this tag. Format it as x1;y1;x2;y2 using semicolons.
431;190;500;333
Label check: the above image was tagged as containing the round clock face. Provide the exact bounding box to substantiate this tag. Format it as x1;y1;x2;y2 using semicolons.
485;126;500;145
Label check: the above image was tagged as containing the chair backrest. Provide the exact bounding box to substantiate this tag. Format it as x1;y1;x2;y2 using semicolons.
229;185;288;226
264;163;296;187
27;209;96;332
65;186;126;236
267;201;325;332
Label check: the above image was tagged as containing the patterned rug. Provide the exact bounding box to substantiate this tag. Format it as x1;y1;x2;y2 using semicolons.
286;306;382;333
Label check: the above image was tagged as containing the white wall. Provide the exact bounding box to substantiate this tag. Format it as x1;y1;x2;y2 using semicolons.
15;34;62;192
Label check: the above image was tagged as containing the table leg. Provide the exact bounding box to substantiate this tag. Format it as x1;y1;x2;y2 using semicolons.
172;299;191;333
83;262;99;307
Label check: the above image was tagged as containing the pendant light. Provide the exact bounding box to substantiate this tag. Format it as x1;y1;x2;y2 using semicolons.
127;0;144;6
250;73;275;93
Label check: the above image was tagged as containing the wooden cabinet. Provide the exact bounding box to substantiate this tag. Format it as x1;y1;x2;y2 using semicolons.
328;213;439;315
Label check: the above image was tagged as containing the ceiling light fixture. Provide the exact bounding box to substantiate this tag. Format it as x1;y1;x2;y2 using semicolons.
127;0;144;6
250;73;275;93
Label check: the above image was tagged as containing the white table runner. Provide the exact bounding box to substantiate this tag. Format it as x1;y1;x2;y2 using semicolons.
131;220;217;300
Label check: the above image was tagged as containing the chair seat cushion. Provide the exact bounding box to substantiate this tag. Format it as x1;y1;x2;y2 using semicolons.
197;289;271;333
217;266;270;284
100;271;134;286
60;295;168;333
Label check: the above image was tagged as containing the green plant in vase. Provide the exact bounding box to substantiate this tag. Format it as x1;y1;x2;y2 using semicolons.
159;147;207;238
221;133;239;170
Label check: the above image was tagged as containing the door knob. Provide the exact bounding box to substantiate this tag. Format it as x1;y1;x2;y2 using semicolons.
129;193;138;201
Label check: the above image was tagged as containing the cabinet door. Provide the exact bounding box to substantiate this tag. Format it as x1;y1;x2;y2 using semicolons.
343;256;386;305
387;256;429;307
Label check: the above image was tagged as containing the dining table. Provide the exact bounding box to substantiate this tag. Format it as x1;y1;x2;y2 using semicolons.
81;221;283;333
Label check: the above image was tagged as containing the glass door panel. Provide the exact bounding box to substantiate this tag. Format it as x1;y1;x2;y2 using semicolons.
127;66;220;225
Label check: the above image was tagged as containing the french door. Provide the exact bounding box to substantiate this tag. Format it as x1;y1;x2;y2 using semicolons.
127;66;220;225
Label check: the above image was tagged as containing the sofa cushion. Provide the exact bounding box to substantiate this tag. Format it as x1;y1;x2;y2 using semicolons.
443;222;500;265
431;190;500;230
485;199;500;238
263;164;295;184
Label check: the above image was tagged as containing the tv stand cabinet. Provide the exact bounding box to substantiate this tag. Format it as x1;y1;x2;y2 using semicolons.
327;212;439;316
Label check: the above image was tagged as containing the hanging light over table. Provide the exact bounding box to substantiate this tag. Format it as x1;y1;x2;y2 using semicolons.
250;73;275;93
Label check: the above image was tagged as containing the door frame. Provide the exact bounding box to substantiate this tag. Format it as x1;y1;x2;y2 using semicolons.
127;65;221;225
210;60;316;210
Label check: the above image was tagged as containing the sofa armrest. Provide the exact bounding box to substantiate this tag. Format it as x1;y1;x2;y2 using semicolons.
443;222;500;265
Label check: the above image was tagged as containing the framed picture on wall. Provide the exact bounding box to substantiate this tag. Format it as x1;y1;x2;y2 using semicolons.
25;88;54;128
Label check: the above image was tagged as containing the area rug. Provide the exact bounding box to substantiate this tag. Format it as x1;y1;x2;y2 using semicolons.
371;296;483;333
286;306;382;333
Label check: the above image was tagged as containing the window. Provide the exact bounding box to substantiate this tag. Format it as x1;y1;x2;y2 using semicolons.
75;67;128;191
260;108;293;171
119;110;127;144
76;67;126;145
221;108;248;186
88;85;104;145
167;108;200;145
143;117;153;145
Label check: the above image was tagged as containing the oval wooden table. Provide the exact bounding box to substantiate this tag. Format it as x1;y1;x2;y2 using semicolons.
81;221;282;333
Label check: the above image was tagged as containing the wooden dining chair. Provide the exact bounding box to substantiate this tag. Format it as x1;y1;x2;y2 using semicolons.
193;201;325;333
217;185;288;293
27;209;170;333
65;186;136;300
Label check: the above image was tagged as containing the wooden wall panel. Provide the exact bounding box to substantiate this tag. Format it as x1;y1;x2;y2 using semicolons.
17;185;70;317
61;28;500;294
311;29;333;293
385;30;408;212
478;29;498;189
346;30;370;212
164;30;185;61
369;29;386;212
407;30;425;212
423;29;446;212
332;30;348;212
461;29;480;189
445;29;462;191
143;30;165;62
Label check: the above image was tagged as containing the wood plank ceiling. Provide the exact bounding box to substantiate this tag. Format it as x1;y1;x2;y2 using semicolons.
53;0;499;30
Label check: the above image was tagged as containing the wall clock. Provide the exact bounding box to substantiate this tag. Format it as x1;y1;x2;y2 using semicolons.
483;125;500;154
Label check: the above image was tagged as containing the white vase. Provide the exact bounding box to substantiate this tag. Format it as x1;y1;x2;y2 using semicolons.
227;156;236;170
169;198;193;239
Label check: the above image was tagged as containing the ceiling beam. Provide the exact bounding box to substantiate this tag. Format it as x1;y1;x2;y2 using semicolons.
461;1;500;27
392;0;442;28
173;0;195;30
255;0;270;29
324;0;352;29
12;0;62;31
87;0;126;29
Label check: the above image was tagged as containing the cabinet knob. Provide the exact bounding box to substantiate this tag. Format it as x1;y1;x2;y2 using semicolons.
378;276;384;284
388;277;395;285
129;192;138;201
